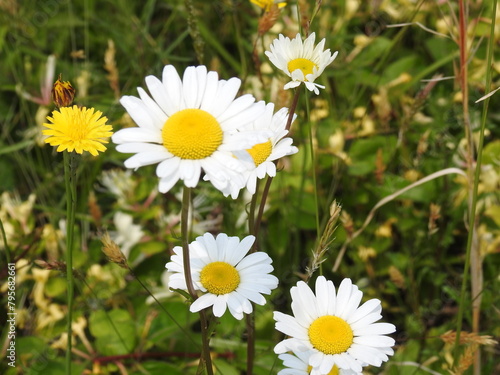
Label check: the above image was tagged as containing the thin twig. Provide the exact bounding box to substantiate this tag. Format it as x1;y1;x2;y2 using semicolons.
333;168;467;272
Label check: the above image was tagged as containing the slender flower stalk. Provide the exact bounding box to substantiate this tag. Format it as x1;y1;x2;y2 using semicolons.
43;76;111;375
305;91;321;239
246;310;255;375
253;88;300;244
245;92;299;372
454;1;497;372
180;187;214;375
63;150;77;375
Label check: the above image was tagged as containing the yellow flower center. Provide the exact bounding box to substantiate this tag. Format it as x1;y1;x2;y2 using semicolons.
287;58;317;77
307;364;339;375
200;262;240;295
161;109;223;160
308;316;354;355
246;140;272;166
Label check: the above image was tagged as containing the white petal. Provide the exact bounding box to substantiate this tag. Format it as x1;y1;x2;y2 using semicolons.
353;335;395;348
120;96;156;130
212;295;229;317
112;128;162;144
190;293;218;313
145;75;177;116
162;65;184;110
211;77;241;117
354;322;396;336
123;151;169;169
348;299;381;324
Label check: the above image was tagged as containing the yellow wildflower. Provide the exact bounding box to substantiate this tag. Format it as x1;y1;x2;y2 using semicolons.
43;105;113;156
251;0;286;12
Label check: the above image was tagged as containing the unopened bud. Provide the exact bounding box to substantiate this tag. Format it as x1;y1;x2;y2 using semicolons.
101;232;128;269
52;74;75;108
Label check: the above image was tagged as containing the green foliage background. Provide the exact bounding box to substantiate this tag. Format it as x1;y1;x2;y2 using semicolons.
1;0;499;374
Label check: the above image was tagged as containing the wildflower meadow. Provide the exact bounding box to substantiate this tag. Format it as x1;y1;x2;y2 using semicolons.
1;1;499;374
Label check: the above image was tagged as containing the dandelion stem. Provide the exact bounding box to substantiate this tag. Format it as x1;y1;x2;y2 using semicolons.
63;150;77;375
181;187;214;375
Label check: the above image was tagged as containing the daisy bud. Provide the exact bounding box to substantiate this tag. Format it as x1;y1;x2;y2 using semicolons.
52;74;76;108
101;232;128;269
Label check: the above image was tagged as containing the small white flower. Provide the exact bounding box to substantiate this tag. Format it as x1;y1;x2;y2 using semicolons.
274;276;396;374
166;233;279;320
278;348;362;375
266;33;338;94
99;169;136;206
222;103;298;198
112;65;269;194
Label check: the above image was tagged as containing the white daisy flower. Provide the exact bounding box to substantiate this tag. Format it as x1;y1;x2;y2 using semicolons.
274;276;396;374
278;348;361;375
165;232;279;320
265;33;338;95
112;65;268;194
221;103;299;198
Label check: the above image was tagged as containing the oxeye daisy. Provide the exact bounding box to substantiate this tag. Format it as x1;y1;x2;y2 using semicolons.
274;276;396;374
278;349;361;375
166;233;279;320
265;33;338;95
112;65;269;194
222;103;298;198
43;105;113;156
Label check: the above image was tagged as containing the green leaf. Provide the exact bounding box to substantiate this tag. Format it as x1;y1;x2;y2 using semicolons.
0;158;15;191
354;37;392;67
482;140;500;166
89;309;137;356
135;241;166;256
377;175;437;203
348;136;397;176
45;276;67;297
485;205;500;227
212;359;239;375
130;361;185;375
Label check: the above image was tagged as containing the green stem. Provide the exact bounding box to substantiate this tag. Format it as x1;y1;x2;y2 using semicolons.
0;219;11;264
286;89;301;131
247;87;302;373
181;187;197;299
305;90;320;239
253;175;273;244
454;0;497;366
245;310;255;375
63;151;77;375
126;270;200;349
254;88;300;240
180;187;213;375
248;180;259;244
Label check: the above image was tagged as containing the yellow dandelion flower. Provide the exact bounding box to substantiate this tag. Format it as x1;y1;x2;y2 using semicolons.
251;0;286;12
43;105;113;156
